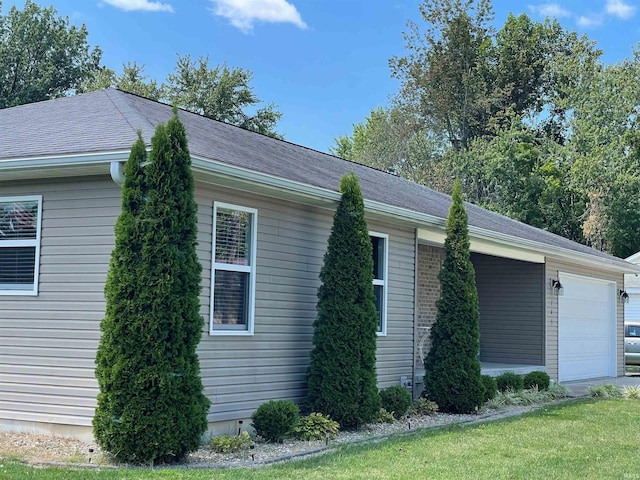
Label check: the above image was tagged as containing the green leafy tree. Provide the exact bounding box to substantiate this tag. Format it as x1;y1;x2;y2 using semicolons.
165;54;282;137
331;105;450;192
390;0;494;151
306;172;381;428
450;123;585;243
83;54;283;137
339;2;607;252
80;62;163;100
423;180;484;413
0;0;101;108
603;174;640;258
94;112;209;464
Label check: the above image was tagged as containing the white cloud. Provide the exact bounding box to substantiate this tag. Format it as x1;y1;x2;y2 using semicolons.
576;14;604;27
209;0;307;33
528;3;571;18
102;0;174;13
605;0;636;19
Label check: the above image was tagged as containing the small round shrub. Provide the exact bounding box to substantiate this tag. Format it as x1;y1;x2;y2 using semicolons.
210;432;252;453
523;371;550;391
379;385;413;419
251;400;300;442
293;413;340;441
377;408;395;424
480;374;497;403
495;372;524;392
408;397;439;416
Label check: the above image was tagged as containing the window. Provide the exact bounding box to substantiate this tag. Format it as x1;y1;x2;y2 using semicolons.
370;232;388;335
210;202;257;335
0;196;42;295
627;325;640;338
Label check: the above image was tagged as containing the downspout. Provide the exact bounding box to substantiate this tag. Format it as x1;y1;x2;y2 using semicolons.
110;161;125;185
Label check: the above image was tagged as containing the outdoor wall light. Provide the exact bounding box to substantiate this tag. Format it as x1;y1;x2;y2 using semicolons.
619;289;630;304
551;279;564;296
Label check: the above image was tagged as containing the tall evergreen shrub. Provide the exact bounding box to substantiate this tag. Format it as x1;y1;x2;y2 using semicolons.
94;111;210;464
423;180;484;413
306;172;381;428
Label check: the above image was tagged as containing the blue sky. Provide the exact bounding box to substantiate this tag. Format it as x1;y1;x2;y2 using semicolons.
6;1;640;152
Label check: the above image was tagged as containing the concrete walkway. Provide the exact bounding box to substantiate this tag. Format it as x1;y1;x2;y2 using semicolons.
561;375;640;397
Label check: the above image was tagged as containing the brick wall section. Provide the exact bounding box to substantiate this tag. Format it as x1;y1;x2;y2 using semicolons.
416;244;445;369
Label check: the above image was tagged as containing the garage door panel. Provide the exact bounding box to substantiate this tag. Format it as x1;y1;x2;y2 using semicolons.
558;274;616;382
562;318;610;337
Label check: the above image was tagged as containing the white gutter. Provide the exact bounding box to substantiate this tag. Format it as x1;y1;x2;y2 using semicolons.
3;151;639;274
0;151;130;170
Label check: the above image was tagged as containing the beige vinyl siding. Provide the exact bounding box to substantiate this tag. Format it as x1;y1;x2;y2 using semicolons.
1;174;416;432
0;176;119;428
544;258;624;380
197;183;416;423
374;221;415;386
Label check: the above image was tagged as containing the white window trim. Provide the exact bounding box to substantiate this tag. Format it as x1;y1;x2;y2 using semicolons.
0;195;42;296
210;202;257;336
370;231;388;336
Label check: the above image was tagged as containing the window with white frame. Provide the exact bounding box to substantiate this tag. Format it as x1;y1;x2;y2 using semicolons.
0;196;42;295
370;232;388;335
210;202;257;335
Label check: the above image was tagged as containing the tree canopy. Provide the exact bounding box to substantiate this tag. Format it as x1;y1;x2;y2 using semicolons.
82;55;283;138
0;2;283;138
336;0;640;257
0;0;102;108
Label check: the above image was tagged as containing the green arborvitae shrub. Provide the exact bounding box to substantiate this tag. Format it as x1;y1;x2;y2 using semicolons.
496;372;524;392
93;112;210;464
379;386;413;419
523;371;550;391
293;413;340;441
306;172;381;428
251;400;300;443
422;181;485;413
481;375;498;403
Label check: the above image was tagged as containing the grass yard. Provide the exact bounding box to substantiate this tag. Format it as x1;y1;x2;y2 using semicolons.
1;399;639;480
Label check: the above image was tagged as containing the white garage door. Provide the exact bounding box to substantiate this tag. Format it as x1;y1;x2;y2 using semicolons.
558;273;617;382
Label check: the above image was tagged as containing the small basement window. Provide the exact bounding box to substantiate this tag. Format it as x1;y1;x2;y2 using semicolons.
0;196;43;295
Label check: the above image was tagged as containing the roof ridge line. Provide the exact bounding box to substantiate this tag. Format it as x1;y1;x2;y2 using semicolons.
104;89;156;139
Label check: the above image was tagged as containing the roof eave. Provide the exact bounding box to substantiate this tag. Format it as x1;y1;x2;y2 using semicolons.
191;155;640;274
3;152;637;274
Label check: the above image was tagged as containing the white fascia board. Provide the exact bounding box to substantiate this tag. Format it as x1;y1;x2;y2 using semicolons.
417;227;545;264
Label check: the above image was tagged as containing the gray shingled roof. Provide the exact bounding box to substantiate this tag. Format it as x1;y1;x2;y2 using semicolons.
0;89;633;269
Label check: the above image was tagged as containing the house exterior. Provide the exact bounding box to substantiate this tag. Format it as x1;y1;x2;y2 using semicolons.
624;252;640;323
1;89;638;441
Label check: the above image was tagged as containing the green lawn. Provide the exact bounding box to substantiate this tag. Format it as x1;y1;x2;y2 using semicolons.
2;399;639;480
